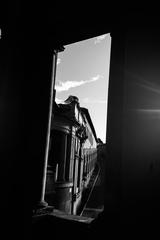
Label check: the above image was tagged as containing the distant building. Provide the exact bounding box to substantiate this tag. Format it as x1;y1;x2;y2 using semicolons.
45;96;98;214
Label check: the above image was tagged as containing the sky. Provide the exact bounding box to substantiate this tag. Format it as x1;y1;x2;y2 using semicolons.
55;33;111;143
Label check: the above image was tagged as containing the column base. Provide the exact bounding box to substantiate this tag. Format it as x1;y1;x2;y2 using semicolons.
33;201;55;216
32;200;48;215
36;200;48;209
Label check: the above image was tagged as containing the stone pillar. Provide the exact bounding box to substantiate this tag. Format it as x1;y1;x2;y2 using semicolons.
30;47;56;211
55;182;73;214
36;50;58;208
28;39;64;211
55;132;75;214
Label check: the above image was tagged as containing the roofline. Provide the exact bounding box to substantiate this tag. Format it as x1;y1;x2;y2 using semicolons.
80;107;98;142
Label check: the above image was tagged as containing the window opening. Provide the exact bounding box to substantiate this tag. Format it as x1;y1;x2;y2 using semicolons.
45;33;111;218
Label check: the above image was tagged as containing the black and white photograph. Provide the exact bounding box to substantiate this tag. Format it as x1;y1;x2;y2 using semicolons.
0;4;160;239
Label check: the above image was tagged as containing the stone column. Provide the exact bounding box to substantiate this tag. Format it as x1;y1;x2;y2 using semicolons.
55;132;75;214
29;42;64;211
37;50;58;208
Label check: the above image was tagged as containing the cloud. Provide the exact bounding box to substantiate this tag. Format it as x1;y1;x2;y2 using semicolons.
55;74;102;92
82;97;107;104
55;97;64;103
57;58;61;65
94;34;107;44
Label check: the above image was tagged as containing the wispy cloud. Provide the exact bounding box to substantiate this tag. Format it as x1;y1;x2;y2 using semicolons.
55;74;102;92
94;34;107;44
82;97;107;104
55;97;64;103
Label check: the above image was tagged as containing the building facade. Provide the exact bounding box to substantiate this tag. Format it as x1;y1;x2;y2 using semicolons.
45;96;97;214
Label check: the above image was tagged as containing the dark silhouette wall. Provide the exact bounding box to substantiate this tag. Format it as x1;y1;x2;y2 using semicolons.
106;26;160;221
122;27;160;214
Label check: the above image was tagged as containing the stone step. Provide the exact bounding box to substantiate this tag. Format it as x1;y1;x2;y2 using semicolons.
82;207;104;218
